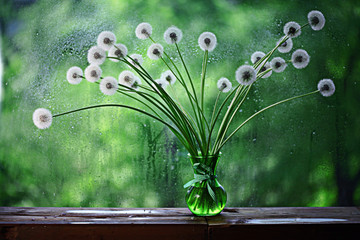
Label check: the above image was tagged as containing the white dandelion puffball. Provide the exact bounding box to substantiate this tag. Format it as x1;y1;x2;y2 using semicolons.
97;31;116;51
217;77;232;93
135;22;152;40
161;70;176;85
318;79;335;97
33;108;52;129
256;62;272;78
84;65;102;82
130;77;142;91
119;70;136;87
164;26;183;44
270;57;287;73
308;10;326;31
129;54;144;67
155;79;169;90
100;77;118;95
108;44;128;62
277;38;293;53
235;65;256;85
291;49;310;69
87;46;106;65
66;66;83;85
198;32;217;52
283;21;301;38
147;43;164;60
251;51;265;64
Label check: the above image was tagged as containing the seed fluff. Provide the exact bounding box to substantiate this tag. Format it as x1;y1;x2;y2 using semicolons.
100;77;118;95
217;77;232;93
235;65;256;85
198;32;217;52
291;49;310;69
97;31;116;51
66;66;83;85
164;26;183;44
33;108;53;129
318;79;335;97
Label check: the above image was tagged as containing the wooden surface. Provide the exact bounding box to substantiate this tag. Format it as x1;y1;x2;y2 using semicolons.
0;207;359;239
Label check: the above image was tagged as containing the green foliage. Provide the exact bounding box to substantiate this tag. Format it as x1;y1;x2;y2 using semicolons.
1;0;360;207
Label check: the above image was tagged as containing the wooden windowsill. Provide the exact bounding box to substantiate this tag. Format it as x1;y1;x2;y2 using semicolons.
1;207;359;239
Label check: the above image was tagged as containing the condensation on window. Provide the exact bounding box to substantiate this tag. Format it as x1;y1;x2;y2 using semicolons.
0;0;358;207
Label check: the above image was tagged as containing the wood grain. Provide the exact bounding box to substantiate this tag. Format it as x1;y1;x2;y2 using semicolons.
0;207;359;239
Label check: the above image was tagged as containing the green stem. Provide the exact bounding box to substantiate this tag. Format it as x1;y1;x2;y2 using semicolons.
115;87;161;118
174;43;211;145
200;50;209;111
121;55;199;155
159;40;208;138
199;50;209;153
214;85;252;152
210;92;221;128
301;22;309;29
169;45;208;137
207;84;241;152
254;35;289;72
175;43;198;104
215;90;320;153
150;37;210;154
53;104;173;134
205;91;220;153
212;85;248;153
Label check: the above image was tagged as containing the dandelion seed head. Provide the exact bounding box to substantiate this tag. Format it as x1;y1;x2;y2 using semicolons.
251;51;265;64
270;57;287;73
318;79;335;97
256;62;272;78
235;65;256;85
291;49;310;69
136;22;152;40
277;38;293;53
97;31;116;51
33;108;53;129
217;77;232;93
284;21;301;38
84;65;102;83
131;77;142;91
154;79;169;90
147;43;164;60
119;70;136;87
198;32;217;52
100;76;118;95
87;46;106;65
129;54;144;67
108;44;128;62
308;10;326;31
164;26;183;44
66;66;83;85
161;70;176;85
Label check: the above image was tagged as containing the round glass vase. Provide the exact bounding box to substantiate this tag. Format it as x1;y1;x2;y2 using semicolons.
185;154;227;216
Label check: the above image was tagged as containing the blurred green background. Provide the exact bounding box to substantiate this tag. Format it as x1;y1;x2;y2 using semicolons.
0;0;359;208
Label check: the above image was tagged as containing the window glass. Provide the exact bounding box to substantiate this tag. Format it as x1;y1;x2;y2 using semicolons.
1;0;359;207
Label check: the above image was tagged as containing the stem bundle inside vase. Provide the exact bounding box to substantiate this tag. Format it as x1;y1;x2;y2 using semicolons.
32;10;336;216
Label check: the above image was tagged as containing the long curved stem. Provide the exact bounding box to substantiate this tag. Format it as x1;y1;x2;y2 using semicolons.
214;90;319;153
200;50;209;111
175;43;198;103
111;56;199;155
53;104;173;134
52;104;197;154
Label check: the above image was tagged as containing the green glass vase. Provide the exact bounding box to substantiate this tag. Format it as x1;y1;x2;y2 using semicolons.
185;154;227;216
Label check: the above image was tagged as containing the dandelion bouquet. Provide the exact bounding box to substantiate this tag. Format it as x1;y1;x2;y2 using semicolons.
33;10;335;216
